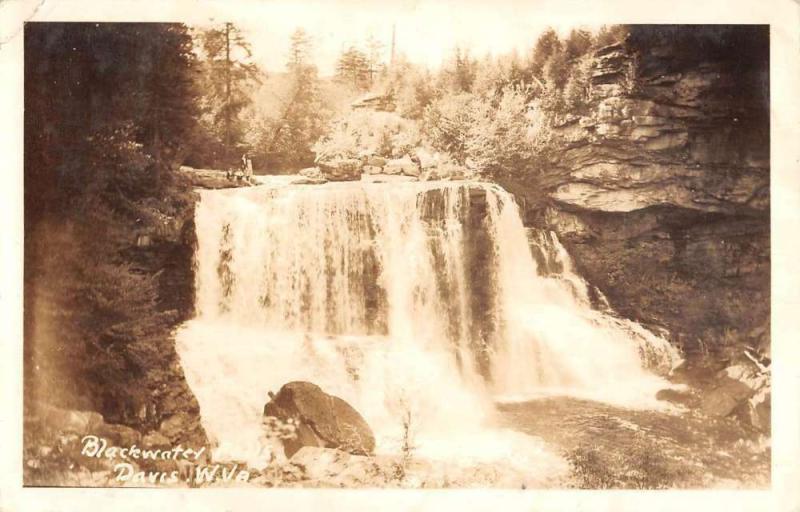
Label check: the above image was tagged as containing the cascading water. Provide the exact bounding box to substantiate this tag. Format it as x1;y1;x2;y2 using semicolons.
175;177;680;480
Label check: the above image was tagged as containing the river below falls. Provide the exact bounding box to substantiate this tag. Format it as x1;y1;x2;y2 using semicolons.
494;396;770;489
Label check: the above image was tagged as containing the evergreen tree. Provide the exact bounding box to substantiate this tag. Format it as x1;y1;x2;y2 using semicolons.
25;23;203;418
288;27;312;68
529;28;562;78
594;25;630;48
565;29;593;60
365;34;385;87
251;28;330;169
197;23;262;166
336;46;371;90
441;47;477;93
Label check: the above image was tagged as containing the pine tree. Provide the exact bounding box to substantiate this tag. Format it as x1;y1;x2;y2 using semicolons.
565;29;593;60
336;46;370;90
530;28;562;78
254;28;330;169
288;27;312;68
25;23;205;417
365;34;385;87
198;23;262;166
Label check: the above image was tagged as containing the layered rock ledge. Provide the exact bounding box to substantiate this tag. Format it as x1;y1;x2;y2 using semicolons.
507;26;770;359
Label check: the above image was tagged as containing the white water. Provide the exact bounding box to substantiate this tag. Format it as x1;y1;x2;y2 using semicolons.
175;178;679;480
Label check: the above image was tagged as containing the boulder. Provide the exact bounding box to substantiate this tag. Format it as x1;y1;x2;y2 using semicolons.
366;155;387;167
96;423;141;446
383;156;420;177
142;431;171;448
362;165;384;175
263;381;375;458
292;176;328;185
158;412;201;444
318;158;362;181
753;390;771;433
414;148;439;170
421;162;469;181
297;167;328;184
38;405;104;435
732;388;771;434
655;388;700;408
700;373;757;418
289;446;388;486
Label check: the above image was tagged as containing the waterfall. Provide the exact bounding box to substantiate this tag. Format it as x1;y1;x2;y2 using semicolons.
175;178;679;473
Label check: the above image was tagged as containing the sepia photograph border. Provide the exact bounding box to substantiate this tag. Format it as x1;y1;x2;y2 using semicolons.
2;0;799;510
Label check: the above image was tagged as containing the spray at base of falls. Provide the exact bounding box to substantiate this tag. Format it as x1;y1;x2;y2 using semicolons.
175;178;680;478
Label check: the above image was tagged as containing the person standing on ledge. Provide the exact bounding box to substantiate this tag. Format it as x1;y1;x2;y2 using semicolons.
245;154;254;182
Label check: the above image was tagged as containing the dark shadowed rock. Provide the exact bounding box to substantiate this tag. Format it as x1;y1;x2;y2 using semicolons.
700;375;755;418
142;431;171;448
655;388;700;408
264;381;375;458
318;159;362;181
96;423;141;446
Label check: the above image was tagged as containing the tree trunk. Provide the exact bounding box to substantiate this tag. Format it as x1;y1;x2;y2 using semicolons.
224;22;232;165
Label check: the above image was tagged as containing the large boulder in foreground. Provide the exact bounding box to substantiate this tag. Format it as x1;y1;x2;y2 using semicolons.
263;381;375;458
700;362;769;421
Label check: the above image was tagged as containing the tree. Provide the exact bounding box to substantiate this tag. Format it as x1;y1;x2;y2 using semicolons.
422;88;534;174
440;47;477;93
365;34;385;87
565;29;593;60
251;28;330;169
24;23;203;418
396;69;437;120
197;23;262;166
594;25;630;48
336;45;371;90
288;27;312;68
530;28;562;78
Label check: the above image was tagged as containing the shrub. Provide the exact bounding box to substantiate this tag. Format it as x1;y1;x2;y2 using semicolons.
422;87;536;176
313;110;422;160
566;435;694;489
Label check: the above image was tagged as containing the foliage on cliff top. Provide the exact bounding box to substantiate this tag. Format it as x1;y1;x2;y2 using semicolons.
312;110;422;161
405;27;616;179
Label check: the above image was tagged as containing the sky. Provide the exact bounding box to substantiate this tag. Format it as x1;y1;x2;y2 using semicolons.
190;0;596;76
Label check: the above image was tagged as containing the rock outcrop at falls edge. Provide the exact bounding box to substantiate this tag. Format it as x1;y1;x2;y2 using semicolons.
264;382;376;458
503;26;770;362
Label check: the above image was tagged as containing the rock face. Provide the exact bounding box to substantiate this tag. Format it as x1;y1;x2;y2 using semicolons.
698;361;771;433
509;26;770;358
263;381;375;458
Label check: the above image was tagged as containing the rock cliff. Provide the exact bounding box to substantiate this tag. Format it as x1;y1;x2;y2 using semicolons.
512;26;770;359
